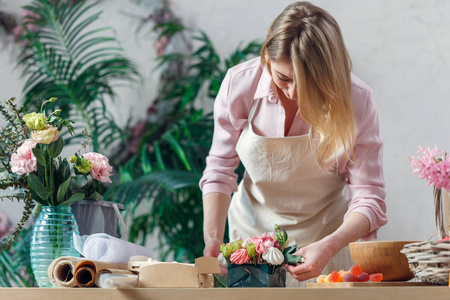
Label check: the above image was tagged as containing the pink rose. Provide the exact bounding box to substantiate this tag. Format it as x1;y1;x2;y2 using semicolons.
230;248;251;265
10;140;37;175
83;152;113;183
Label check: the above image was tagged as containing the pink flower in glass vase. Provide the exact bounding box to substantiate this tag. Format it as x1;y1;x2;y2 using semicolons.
10;139;37;175
83;152;113;183
230;248;251;265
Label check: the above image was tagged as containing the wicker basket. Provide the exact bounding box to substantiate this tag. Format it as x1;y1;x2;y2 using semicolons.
400;187;450;285
401;240;450;285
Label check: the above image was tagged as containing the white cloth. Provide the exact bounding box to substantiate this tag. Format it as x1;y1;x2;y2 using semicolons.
228;98;354;286
73;233;155;264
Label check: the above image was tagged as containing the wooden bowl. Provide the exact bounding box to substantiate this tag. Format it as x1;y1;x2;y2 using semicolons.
349;241;419;281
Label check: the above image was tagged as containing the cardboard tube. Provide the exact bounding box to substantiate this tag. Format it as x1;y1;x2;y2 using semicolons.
48;256;84;287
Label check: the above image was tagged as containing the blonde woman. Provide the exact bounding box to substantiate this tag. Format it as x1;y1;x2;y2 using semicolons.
200;1;387;284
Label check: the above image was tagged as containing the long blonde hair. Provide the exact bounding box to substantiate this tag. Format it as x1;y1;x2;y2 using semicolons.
261;1;354;170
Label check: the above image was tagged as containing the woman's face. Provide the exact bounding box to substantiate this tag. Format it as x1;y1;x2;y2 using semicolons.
270;60;297;101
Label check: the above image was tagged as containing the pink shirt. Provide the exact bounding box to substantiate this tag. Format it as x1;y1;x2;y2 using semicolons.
200;57;387;240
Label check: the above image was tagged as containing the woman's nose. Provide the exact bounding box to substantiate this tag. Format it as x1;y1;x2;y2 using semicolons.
287;83;296;99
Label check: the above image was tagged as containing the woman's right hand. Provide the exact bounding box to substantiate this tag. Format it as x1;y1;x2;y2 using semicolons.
203;238;223;258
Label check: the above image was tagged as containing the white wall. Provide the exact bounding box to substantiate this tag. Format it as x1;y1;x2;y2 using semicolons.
2;0;450;243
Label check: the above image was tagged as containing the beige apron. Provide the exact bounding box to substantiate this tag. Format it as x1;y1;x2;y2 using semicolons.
228;98;354;286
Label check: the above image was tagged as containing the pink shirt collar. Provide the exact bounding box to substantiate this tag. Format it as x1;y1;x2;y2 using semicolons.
253;67;279;103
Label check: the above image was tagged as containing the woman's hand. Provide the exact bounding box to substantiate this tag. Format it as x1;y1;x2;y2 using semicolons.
284;238;336;281
203;238;223;258
285;212;371;282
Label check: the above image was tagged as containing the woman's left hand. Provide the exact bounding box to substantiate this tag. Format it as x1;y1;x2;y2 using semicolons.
284;239;336;282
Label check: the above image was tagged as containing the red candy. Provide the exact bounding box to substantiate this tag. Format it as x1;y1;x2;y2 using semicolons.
343;273;355;282
356;272;370;282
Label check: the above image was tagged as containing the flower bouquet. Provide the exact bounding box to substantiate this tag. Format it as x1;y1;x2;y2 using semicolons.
218;225;303;288
0;97;113;287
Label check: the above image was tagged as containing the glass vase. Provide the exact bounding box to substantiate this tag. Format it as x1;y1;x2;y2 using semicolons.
30;206;80;288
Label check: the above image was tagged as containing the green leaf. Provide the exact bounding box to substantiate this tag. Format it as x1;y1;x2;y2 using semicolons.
29;189;45;205
48;136;63;158
31;148;46;166
60;193;85;206
283;229;288;242
56;177;71;203
283;245;302;265
72;174;88;189
32;203;42;217
163;133;192;171
27;174;50;202
87;191;103;201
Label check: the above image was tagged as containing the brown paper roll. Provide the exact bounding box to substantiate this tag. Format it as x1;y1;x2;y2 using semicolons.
48;256;85;287
73;260;129;287
74;265;96;287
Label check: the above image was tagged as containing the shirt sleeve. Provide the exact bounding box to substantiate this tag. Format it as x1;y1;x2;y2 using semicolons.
343;88;388;240
199;70;244;197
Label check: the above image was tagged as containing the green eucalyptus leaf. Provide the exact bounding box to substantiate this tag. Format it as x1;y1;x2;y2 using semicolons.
27;174;49;201
48;136;63;158
32;148;46;166
56;177;71;203
60;193;85;206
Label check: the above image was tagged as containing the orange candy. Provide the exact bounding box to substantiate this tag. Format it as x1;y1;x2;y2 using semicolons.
328;271;340;282
317;265;384;283
316;275;326;283
349;264;363;277
369;273;383;282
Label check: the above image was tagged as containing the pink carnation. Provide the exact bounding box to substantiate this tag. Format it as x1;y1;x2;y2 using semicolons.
83;152;113;183
229;248;251;265
10;140;37;175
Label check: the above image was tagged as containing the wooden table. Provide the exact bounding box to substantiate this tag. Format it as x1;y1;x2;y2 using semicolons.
1;287;449;300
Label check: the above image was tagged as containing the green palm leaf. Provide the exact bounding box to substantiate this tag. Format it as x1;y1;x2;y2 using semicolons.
17;0;139;152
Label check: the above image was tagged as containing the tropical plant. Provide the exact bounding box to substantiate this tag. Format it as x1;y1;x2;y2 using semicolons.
105;17;261;262
0;228;35;287
16;0;139;153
